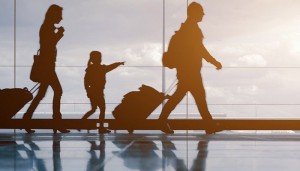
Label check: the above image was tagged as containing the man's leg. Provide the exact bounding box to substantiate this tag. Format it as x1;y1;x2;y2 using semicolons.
159;83;187;133
190;81;213;121
190;78;221;134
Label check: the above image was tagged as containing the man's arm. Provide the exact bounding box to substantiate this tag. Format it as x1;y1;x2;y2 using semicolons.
200;45;222;70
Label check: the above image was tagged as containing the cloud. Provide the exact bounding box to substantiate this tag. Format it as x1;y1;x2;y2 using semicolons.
123;43;162;66
238;54;267;66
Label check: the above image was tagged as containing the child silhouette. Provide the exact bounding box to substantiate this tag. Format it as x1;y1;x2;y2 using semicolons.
82;51;124;133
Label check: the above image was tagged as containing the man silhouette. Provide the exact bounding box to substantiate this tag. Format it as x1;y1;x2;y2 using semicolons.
159;2;222;134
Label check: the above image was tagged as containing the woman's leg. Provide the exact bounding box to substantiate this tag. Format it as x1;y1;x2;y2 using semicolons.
50;72;63;120
23;83;49;119
23;83;49;133
50;71;69;133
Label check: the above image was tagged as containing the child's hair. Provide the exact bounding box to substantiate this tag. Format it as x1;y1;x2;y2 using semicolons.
87;51;102;67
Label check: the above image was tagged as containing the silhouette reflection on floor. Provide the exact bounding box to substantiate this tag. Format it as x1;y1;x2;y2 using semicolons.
1;133;300;171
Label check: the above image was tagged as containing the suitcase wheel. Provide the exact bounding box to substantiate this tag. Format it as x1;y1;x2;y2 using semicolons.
128;129;134;134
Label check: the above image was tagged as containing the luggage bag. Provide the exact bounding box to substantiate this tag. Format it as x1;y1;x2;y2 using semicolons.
112;85;167;131
0;84;39;120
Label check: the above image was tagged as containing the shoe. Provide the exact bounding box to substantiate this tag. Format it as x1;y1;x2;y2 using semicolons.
205;122;222;135
98;128;111;134
205;129;219;135
160;123;174;134
59;129;70;133
23;114;34;134
25;129;35;134
53;129;70;134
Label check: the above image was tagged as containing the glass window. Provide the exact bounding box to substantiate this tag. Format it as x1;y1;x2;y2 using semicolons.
1;0;300;134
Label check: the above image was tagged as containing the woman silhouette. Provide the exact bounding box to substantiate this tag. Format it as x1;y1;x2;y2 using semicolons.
23;4;69;134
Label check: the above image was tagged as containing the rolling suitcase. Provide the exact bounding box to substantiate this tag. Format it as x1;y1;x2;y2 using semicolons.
112;84;167;132
0;84;39;120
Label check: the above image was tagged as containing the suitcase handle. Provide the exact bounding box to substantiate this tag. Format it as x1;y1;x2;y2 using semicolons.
30;83;40;94
165;79;177;95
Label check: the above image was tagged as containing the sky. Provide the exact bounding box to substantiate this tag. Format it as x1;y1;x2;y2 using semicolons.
2;0;300;118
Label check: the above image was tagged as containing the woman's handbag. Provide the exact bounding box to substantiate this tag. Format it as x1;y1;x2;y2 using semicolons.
30;50;43;82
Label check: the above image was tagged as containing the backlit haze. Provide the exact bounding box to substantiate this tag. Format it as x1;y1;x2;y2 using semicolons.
1;0;300;118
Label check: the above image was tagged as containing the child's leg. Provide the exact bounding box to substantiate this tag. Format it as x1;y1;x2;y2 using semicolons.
98;95;110;133
98;95;106;128
82;97;97;119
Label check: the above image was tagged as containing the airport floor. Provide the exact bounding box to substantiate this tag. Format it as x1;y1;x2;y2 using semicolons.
1;131;300;171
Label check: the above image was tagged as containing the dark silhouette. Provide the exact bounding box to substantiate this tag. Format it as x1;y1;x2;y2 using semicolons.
86;139;106;171
53;135;62;171
160;2;222;134
112;84;166;133
0;87;33;120
113;139;162;171
0;135;47;171
23;4;69;134
161;139;187;171
82;51;124;133
23;135;47;171
30;50;42;82
189;141;209;171
112;138;186;170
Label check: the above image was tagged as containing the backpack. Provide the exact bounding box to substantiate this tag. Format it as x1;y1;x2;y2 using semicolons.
162;28;186;69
